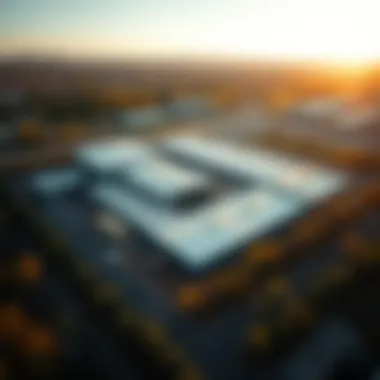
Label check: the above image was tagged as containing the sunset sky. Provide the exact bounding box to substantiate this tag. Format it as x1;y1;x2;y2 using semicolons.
1;0;380;62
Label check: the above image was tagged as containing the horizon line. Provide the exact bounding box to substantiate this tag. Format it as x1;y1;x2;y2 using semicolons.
1;52;378;69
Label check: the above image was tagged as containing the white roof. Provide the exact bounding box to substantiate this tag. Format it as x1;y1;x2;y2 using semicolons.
32;168;79;195
337;108;379;130
76;139;148;172
77;135;349;272
122;106;167;129
169;98;213;118
163;136;348;201
292;98;345;118
209;107;270;138
92;183;302;272
121;156;210;202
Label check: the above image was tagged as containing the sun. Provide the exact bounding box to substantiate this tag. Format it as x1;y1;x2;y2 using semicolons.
185;2;380;65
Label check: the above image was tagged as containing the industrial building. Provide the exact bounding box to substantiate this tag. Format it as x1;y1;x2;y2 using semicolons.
7;128;380;380
119;106;168;132
286;98;346;125
264;98;380;170
75;139;149;174
161;136;348;202
167;98;215;120
118;97;218;133
64;136;349;273
118;155;212;207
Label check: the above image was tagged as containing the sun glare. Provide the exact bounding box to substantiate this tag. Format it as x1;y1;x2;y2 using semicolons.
184;1;380;65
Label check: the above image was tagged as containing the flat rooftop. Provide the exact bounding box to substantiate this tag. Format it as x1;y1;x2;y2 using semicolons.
120;155;211;205
69;137;349;273
92;183;302;272
75;139;148;172
162;136;348;202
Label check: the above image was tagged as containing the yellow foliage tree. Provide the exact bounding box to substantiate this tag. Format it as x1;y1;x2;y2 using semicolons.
267;91;295;112
19;120;42;143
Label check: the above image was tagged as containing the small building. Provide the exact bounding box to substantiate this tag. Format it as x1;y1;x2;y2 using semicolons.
119;106;168;132
287;98;345;126
31;168;79;198
119;155;212;208
167;97;215;121
75;139;149;175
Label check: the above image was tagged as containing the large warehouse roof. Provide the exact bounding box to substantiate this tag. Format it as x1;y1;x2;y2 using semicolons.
92;183;302;272
121;106;168;130
73;135;349;273
120;156;211;204
75;139;149;173
162;136;348;202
